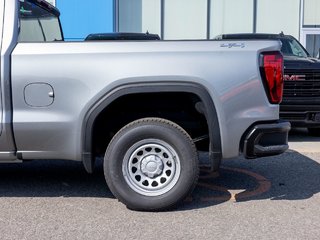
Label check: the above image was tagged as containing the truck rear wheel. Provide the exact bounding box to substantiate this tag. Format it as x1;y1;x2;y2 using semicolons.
104;118;199;211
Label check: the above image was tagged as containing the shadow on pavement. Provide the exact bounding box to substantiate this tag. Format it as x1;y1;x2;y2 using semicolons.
0;159;113;198
0;150;319;211
181;150;320;210
288;128;320;142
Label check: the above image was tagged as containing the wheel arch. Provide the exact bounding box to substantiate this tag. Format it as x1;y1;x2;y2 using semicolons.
82;81;222;173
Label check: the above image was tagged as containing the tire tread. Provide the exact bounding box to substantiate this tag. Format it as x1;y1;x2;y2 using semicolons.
104;117;199;211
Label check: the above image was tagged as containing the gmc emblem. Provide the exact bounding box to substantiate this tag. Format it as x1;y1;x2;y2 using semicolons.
284;75;306;81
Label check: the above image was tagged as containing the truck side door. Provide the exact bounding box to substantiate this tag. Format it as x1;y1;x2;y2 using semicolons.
0;0;19;160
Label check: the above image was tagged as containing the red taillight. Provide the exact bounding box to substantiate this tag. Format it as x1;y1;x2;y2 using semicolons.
260;52;284;104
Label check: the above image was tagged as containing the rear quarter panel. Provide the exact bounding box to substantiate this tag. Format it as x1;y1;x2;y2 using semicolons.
11;40;281;160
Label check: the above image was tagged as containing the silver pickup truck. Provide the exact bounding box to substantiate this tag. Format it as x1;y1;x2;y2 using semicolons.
0;0;290;211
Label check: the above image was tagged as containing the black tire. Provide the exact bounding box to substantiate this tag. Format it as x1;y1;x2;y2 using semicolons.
104;118;199;211
308;128;320;137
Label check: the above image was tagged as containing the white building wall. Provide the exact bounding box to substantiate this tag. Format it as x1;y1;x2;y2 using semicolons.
142;0;161;35
256;0;300;39
210;0;253;38
164;0;207;39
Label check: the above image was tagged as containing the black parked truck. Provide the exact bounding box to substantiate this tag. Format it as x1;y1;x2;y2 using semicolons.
215;33;320;136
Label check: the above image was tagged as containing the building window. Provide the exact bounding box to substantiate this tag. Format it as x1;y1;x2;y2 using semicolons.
305;34;320;57
256;0;300;39
303;0;320;27
210;0;253;38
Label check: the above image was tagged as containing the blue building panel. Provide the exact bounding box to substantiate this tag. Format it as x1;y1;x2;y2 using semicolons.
57;0;114;41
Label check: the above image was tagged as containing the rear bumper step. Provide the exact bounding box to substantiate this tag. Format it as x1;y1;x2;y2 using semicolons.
243;121;291;158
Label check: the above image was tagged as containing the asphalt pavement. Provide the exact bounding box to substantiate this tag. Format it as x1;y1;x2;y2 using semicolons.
0;128;319;240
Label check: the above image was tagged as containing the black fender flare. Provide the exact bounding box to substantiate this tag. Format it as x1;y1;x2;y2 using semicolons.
82;81;222;173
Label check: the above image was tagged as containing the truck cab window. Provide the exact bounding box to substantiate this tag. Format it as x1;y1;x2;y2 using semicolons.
281;38;308;58
18;0;63;42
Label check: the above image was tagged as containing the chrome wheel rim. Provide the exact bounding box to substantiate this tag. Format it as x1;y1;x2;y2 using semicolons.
122;139;181;196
